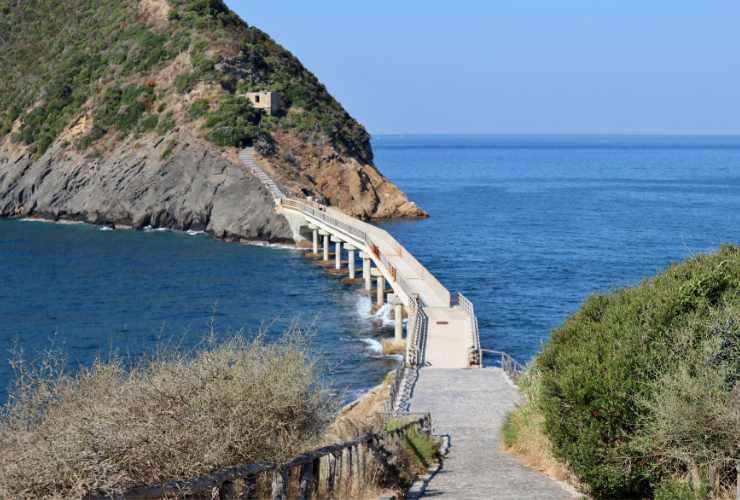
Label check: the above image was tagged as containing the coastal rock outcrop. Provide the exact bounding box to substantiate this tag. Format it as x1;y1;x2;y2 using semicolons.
0;131;293;241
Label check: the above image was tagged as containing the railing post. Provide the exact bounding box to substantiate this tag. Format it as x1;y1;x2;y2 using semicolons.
271;467;288;500
347;445;355;496
326;451;338;494
219;480;237;499
242;475;257;499
298;459;318;500
358;441;367;487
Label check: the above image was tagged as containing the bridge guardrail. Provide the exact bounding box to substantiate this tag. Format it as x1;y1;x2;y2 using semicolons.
456;292;482;367
280;198;423;306
281;198;370;246
481;349;525;383
405;294;427;368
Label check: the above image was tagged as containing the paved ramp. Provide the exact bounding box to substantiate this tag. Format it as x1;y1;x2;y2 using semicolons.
409;368;576;499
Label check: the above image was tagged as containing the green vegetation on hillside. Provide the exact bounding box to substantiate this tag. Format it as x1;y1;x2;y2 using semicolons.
0;0;372;161
508;245;740;498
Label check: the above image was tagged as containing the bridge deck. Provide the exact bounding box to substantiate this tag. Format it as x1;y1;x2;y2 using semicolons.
410;368;576;499
322;205;450;307
424;307;471;368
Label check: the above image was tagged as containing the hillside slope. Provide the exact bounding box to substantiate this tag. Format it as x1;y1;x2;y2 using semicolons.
0;0;425;241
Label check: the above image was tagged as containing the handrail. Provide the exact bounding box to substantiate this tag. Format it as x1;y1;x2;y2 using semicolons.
456;292;482;367
480;349;525;383
281;198;370;246
87;414;432;499
405;294;427;368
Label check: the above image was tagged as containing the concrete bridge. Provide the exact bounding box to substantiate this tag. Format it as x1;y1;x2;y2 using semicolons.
240;149;576;499
240;148;480;370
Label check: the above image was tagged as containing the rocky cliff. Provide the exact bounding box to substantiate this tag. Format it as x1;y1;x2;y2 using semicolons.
0;0;425;242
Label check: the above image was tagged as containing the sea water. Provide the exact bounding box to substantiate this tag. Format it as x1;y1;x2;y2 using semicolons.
1;135;739;403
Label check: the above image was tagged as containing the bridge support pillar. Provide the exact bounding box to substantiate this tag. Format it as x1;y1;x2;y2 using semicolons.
390;294;404;342
321;231;329;261
346;245;357;279
361;253;372;291
333;239;342;270
376;275;385;307
309;225;319;254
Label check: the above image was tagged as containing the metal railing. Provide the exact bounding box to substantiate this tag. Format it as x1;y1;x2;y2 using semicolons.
456;292;482;367
87;414;431;500
481;349;525;383
280;198;369;246
386;364;421;415
405;294;428;368
280;198;423;306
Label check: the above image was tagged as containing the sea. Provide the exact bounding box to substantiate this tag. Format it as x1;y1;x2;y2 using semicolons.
1;135;739;403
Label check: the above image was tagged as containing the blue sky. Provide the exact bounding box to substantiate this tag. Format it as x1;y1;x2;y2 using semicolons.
226;1;739;135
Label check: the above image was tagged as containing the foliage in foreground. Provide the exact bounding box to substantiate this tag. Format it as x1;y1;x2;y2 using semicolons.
535;244;740;498
0;332;333;499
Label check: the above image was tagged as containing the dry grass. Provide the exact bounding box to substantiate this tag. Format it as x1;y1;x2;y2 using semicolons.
0;330;333;499
500;368;582;489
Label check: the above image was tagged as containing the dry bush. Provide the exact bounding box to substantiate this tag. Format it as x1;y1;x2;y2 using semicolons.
0;330;334;499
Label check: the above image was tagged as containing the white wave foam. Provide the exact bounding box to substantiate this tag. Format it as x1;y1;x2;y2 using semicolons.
355;295;373;319
99;226;114;231
241;240;298;251
186;229;205;236
372;303;395;327
21;217;84;225
359;337;383;354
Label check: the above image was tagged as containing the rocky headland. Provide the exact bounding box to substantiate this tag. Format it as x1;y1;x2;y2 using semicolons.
0;0;426;243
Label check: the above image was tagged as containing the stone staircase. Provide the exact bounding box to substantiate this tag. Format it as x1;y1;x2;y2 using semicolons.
238;148;285;201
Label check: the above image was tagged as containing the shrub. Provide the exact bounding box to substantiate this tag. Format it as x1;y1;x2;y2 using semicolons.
137;114;159;133
87;84;156;138
0;331;332;499
205;95;262;147
637;308;740;496
175;71;198;94
536;245;740;497
188;98;210;119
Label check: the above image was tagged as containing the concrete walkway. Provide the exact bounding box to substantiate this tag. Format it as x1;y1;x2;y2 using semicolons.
424;307;471;368
409;368;577;499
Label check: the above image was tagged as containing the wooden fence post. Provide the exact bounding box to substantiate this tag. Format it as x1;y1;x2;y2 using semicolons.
346;445;354;495
326;452;338;494
241;475;257;499
271;467;288;500
312;457;320;497
358;441;367;486
219;480;236;499
298;460;317;500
